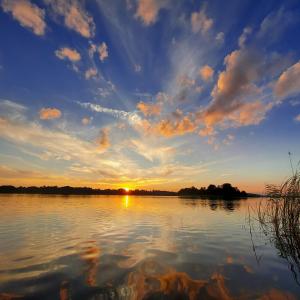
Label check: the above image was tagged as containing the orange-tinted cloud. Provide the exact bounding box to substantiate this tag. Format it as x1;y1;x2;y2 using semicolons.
259;289;296;300
203;48;263;128
55;47;81;61
1;0;46;36
96;128;110;151
199;65;214;81
82;117;92;125
39;108;62;120
154;115;197;137
44;0;95;38
137;101;161;116
191;8;213;34
274;60;300;98
295;114;300;122
135;0;167;25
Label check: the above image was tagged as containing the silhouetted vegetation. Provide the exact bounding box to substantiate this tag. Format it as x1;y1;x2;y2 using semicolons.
0;185;177;196
257;170;300;284
0;182;254;198
178;183;252;198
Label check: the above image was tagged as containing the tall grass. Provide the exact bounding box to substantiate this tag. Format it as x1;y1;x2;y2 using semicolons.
258;170;300;284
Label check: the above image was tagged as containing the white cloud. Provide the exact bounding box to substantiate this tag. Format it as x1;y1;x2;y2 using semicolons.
79;102;142;126
98;42;108;61
191;7;213;34
85;68;98;79
134;64;142;72
216;32;224;44
238;27;252;48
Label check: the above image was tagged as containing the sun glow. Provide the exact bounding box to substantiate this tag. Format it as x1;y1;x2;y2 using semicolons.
124;187;129;192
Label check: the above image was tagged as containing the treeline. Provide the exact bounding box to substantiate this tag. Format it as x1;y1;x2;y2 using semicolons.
178;183;248;198
0;185;177;196
0;183;255;198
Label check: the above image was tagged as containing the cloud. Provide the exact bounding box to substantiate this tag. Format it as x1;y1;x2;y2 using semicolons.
0;99;27;121
274;61;300;98
227;101;273;127
134;64;142;72
85;67;98;79
257;7;295;44
55;47;81;61
191;7;213;34
0;114;122;180
127;138;175;163
238;27;252;48
82;117;92;125
39;108;62;120
135;0;167;25
97;128;110;151
137;101;161;116
79;102;142;126
177;74;195;88
199;65;214;82
88;42;97;58
98;42;108;61
295;114;300;122
153;115;197;137
88;42;109;61
1;0;46;36
44;0;95;38
203;48;263;127
215;32;224;44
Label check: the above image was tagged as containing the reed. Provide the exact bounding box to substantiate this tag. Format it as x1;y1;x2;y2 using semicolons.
258;170;300;284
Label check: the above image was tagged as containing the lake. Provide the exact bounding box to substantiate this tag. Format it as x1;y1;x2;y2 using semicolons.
0;195;299;299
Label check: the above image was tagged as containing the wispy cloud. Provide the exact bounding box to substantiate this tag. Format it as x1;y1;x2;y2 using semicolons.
79;102;142;125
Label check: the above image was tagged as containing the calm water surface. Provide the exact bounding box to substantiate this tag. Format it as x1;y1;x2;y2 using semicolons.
0;195;299;299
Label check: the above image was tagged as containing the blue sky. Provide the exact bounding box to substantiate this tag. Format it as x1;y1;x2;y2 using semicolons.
0;0;300;192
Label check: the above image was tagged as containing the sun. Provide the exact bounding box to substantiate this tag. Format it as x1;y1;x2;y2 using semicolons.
124;187;129;192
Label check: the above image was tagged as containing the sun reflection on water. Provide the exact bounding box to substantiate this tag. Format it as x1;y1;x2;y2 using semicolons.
123;195;129;208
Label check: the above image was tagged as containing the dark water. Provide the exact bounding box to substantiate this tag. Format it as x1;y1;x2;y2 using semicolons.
0;195;299;299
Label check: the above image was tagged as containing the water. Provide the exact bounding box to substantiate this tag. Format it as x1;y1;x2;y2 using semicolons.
0;195;299;299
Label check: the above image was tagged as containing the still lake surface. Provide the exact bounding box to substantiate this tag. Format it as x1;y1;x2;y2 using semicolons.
0;195;299;300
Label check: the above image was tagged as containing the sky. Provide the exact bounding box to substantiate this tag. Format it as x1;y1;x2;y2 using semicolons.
0;0;300;193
